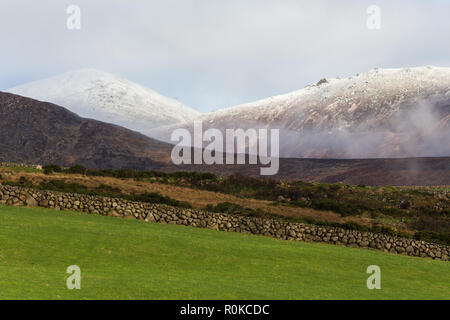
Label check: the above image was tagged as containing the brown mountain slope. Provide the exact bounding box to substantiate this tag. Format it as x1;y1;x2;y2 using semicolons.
0;92;173;169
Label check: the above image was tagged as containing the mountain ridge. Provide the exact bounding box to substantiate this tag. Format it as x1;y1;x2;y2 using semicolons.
149;66;450;159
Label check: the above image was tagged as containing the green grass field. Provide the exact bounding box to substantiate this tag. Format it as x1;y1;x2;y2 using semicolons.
0;205;448;300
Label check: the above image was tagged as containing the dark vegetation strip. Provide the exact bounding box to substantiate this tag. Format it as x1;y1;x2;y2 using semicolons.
1;176;192;209
38;165;450;241
42;165;449;218
1;169;448;245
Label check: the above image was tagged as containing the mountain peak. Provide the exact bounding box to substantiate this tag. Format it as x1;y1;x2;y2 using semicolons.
7;69;201;132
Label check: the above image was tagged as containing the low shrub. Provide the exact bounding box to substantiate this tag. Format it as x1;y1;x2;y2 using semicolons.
414;231;450;246
311;199;367;217
38;180;89;194
43;164;62;174
205;202;262;217
65;165;87;175
128;192;192;209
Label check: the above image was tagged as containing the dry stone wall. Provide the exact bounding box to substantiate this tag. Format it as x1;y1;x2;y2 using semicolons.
0;184;448;261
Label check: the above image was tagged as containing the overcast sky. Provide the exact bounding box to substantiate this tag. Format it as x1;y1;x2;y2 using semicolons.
1;0;449;113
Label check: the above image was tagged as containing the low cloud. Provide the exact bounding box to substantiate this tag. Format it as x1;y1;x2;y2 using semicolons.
277;99;450;158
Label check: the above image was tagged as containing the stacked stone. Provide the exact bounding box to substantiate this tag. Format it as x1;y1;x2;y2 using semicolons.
0;184;448;261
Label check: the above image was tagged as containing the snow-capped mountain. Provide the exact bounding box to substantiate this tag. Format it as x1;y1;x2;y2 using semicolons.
150;66;450;159
6;69;200;132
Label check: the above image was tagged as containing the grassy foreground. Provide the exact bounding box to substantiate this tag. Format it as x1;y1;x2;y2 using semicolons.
0;205;448;300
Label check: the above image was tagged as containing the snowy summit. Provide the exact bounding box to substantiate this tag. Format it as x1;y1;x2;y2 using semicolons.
6;69;200;132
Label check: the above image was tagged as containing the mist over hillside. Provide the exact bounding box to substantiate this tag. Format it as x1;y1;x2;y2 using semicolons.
150;66;450;159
